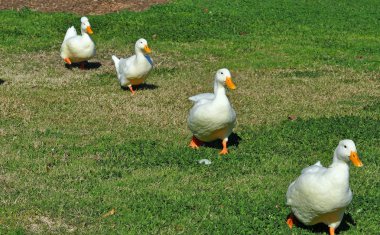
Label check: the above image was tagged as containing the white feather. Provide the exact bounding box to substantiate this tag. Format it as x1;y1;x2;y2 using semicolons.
60;17;95;63
189;93;215;102
63;26;77;41
301;161;323;174
286;140;361;230
187;69;236;142
112;39;153;87
111;55;120;77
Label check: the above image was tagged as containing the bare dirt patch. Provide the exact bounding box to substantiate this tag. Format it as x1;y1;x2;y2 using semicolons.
0;0;170;15
28;216;76;233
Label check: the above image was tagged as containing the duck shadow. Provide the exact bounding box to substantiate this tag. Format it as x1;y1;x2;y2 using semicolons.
65;62;102;70
203;132;241;149
287;213;355;234
0;79;5;85
121;83;159;91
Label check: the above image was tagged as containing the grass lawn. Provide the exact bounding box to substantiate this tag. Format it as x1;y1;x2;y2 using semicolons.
1;0;380;234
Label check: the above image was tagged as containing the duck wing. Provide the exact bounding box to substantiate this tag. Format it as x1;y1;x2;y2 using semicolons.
118;55;136;73
287;161;327;205
64;26;77;41
301;161;324;174
189;93;215;102
189;93;215;106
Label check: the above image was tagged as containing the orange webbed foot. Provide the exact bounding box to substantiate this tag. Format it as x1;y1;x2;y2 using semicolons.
64;58;72;65
219;148;228;155
189;136;202;149
286;216;294;229
286;213;298;229
219;139;228;155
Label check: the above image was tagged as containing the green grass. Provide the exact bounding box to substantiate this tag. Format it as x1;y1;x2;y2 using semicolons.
1;0;380;70
1;0;380;234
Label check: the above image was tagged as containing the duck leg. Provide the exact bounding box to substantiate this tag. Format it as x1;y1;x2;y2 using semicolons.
64;58;72;65
128;85;136;95
329;227;335;235
189;136;202;149
219;138;229;155
286;213;295;229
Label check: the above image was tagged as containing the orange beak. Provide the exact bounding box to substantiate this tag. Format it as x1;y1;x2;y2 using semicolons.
350;151;363;167
144;45;151;53
225;77;236;90
86;26;93;34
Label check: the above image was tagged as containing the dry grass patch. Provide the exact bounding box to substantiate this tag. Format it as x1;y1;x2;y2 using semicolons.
27;215;76;234
1;51;379;147
232;67;380;128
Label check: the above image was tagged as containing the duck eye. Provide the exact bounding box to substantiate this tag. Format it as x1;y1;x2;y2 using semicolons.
344;145;347;148
221;72;224;75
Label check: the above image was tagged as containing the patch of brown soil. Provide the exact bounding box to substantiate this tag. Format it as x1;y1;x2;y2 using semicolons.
28;216;76;233
0;0;170;15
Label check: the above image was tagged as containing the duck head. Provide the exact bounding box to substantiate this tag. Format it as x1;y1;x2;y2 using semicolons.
335;139;363;167
215;68;236;90
135;38;151;54
80;16;93;34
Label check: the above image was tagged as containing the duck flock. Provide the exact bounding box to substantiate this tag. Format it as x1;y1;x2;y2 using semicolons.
60;16;364;235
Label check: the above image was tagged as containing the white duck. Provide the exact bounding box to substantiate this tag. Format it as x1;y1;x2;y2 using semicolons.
286;139;363;235
60;16;96;69
111;38;153;95
187;68;237;154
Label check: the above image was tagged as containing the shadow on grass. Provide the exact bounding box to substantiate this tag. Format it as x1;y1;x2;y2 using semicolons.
286;213;356;234
203;132;242;150
121;83;159;92
0;79;5;85
65;61;102;70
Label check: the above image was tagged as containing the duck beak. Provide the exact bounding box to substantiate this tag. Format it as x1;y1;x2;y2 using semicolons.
225;77;236;90
350;151;363;167
86;26;93;34
144;45;152;53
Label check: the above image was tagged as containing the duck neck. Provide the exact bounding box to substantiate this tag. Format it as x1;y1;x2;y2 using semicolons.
329;151;350;184
81;30;92;42
135;47;145;57
214;80;226;98
81;28;87;35
331;151;348;166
